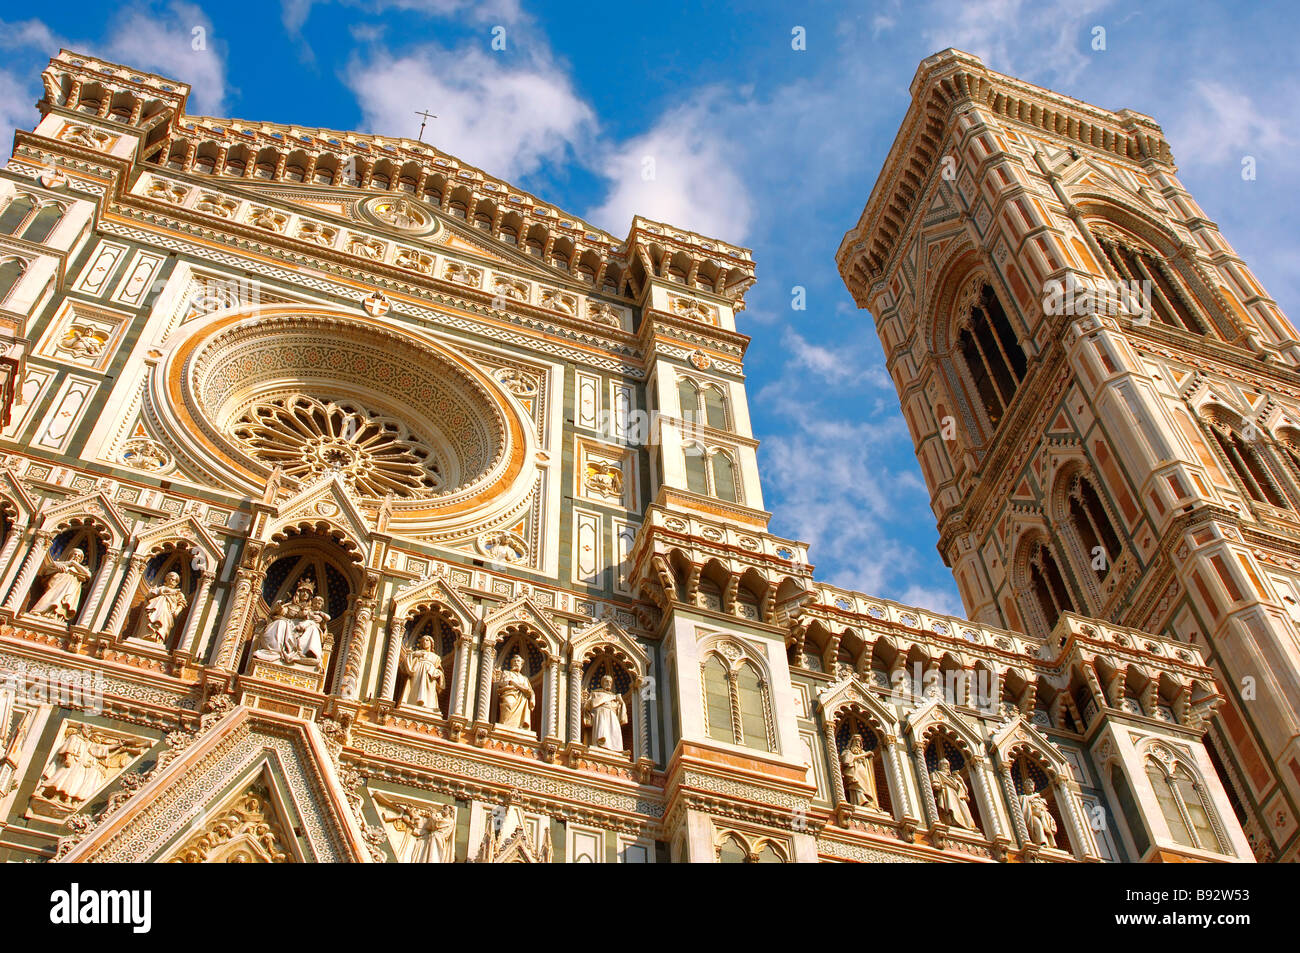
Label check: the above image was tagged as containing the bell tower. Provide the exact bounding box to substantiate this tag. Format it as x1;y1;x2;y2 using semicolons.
839;49;1300;861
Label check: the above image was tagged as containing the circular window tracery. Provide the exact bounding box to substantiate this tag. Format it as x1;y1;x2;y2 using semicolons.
230;393;445;498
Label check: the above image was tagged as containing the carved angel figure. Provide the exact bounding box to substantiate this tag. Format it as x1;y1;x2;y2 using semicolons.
377;795;456;863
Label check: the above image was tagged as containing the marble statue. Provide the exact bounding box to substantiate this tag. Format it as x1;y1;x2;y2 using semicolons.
1022;789;1058;847
582;674;628;752
495;654;535;731
840;734;877;807
252;579;326;669
931;757;976;829
30;548;92;621
379;797;456;863
35;724;143;807
400;635;445;713
138;571;187;642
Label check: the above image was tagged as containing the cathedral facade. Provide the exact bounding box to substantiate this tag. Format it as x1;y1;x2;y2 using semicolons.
0;49;1250;863
839;49;1298;862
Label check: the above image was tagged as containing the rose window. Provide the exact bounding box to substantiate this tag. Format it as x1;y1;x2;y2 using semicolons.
230;394;444;498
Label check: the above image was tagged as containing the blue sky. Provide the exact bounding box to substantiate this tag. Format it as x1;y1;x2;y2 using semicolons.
1;0;1297;616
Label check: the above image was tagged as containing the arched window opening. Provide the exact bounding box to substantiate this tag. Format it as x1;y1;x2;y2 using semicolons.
753;841;786;863
0;258;26;305
701;648;774;752
683;443;709;495
703;386;728;430
1010;754;1071;851
1027;540;1074;632
925;734;984;836
1069;475;1122;575
0;194;36;235
1145;757;1227;854
711;453;738;503
957;283;1027;430
717;833;748;863
1207;419;1287;508
22;203;64;244
1091;228;1212;336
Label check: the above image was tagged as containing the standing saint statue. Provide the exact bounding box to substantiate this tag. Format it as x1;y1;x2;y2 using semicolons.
931;756;977;829
138;571;187;643
494;654;535;731
840;734;877;808
582;674;628;752
30;548;92;621
400;635;445;713
1021;789;1058;847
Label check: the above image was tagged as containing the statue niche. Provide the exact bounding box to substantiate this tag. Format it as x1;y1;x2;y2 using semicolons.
246;543;355;683
835;714;892;815
492;629;543;737
125;545;199;647
926;735;982;835
581;653;633;754
394;607;458;716
27;525;104;625
1011;753;1068;851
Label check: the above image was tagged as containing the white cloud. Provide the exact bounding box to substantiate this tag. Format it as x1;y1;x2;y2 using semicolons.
102;1;230;115
921;0;1112;86
1167;80;1291;165
283;0;522;37
587;92;754;242
345;43;594;181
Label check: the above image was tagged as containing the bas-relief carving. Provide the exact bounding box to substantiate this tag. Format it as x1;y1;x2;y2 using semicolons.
375;792;455;863
29;722;149;819
168;784;292;863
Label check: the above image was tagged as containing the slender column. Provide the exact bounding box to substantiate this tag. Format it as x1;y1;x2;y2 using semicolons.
884;737;911;819
80;546;120;627
912;743;939;829
340;597;375;699
998;759;1028;848
3;529;51;611
0;524;26;592
381;620;404;702
474;638;497;724
823;721;846;814
542;658;559;739
968;756;1004;841
567;660;583;744
215;567;265;670
177;570;215;655
634;675;651;762
450;634;471;718
104;554;147;638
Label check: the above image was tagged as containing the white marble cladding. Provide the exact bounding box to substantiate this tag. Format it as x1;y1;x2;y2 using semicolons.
649;508;809;567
